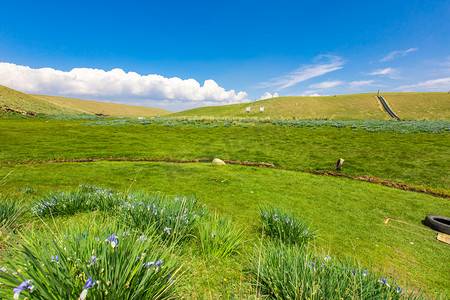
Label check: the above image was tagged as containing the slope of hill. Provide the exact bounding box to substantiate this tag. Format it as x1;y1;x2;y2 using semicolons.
381;92;450;120
32;94;172;117
0;85;86;115
172;92;450;120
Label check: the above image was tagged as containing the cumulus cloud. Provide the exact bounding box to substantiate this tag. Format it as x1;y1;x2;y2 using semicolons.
261;55;345;90
0;62;248;105
259;92;279;100
380;48;418;62
396;77;450;91
308;80;344;89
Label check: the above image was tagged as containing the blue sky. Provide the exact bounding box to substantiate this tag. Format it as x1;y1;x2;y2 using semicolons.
0;0;449;111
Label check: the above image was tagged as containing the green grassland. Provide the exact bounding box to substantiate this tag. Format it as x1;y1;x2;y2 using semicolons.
0;161;449;296
2;84;449;120
0;85;172;117
1;90;449;298
0;85;86;115
386;93;450;120
171;93;450;120
1;117;448;192
33;94;172;117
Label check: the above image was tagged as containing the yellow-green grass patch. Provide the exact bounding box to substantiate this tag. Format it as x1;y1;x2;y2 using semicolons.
0;85;85;115
33;94;172;117
171;92;450;120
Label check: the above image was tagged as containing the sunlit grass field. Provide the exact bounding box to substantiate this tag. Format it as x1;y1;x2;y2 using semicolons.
1;117;448;192
0;161;449;297
0;114;449;298
0;85;85;115
171;92;450;120
33;94;172;117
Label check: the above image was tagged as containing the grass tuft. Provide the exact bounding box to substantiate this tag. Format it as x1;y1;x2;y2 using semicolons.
0;220;183;299
197;213;247;259
251;241;426;299
0;195;26;232
118;194;207;244
260;205;316;246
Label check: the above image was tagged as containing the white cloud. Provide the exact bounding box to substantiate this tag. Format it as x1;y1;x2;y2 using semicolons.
347;80;375;89
367;67;400;79
308;80;344;89
368;68;395;75
0;62;248;105
396;77;450;92
300;90;321;97
259;92;279;100
261;55;345;90
380;48;418;62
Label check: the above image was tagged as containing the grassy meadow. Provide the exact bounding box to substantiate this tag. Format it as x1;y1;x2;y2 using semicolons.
33;94;172;117
1;117;448;192
0;161;449;298
0;85;85;115
0;97;449;298
171;93;450;120
1;85;172;117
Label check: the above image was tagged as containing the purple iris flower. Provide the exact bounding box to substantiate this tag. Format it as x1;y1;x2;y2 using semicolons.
13;280;33;299
91;256;97;263
80;276;95;300
155;260;164;268
378;278;390;287
51;256;59;263
107;234;118;247
83;276;94;289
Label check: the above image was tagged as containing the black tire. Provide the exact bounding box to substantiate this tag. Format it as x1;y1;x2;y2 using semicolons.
424;215;450;234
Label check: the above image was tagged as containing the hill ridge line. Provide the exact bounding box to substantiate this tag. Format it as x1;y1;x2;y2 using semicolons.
2;157;448;199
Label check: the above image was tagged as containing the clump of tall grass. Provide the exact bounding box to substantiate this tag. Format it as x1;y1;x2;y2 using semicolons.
0;221;183;299
259;206;315;246
118;194;207;243
197;213;247;259
0;195;26;232
31;186;209;244
31;185;124;217
251;241;424;299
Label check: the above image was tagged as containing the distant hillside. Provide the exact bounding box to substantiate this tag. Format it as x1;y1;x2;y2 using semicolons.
380;92;450;120
0;84;172;117
33;94;172;117
0;85;86;115
172;92;450;120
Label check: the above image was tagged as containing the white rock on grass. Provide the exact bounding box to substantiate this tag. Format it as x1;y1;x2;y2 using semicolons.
212;158;226;165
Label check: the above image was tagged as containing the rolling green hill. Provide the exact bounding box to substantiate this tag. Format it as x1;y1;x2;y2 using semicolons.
33;94;172;117
2;84;449;120
0;85;172;117
172;92;450;120
0;85;86;115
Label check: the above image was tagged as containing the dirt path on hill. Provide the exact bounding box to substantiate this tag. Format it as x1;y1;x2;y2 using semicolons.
2;157;448;199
